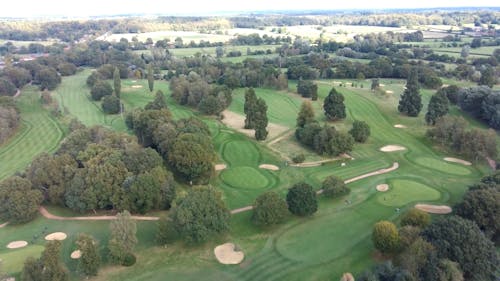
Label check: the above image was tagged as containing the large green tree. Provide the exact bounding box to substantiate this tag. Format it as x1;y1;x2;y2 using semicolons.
286;182;318;216
398;68;422;117
423;216;498;281
296;101;315;128
321;175;350;198
323;87;346;121
108;211;138;264
0;176;43;224
297;79;318;100
372;221;400;254
40;241;69;281
254;98;268;140
145;90;168;110
479;66;496;88
425;91;449;125
90;80;113;101
252;191;288;226
75;234;100;277
400;208;431;228
113;67;121;98
349;120;370;142
244;88;257;129
101;95;121;114
171;186;230;243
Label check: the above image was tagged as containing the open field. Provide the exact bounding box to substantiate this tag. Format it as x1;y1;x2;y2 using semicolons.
0;86;64;180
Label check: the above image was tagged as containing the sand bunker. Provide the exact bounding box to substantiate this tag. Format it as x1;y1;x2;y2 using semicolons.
7;241;28;249
45;232;67;241
385;90;394;94
443;157;471;166
380;145;406;152
215;164;227;171
394;124;407;128
415;204;452;214
379;83;386;87
70;250;82;259
376;184;389;192
214;243;245;265
340;273;355;281
131;85;143;88
259;164;279;171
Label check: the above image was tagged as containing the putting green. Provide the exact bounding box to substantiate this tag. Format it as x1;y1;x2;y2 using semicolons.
377;179;441;207
413;157;471;175
222;140;260;166
220;166;269;189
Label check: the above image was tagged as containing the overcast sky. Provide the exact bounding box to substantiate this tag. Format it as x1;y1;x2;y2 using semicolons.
1;0;498;18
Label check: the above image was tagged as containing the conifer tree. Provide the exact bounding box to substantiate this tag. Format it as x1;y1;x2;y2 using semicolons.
147;64;154;92
398;68;422;117
297;101;315;128
244;88;257;129
323;87;346;121
425;90;449;125
254;98;268;140
113;67;121;98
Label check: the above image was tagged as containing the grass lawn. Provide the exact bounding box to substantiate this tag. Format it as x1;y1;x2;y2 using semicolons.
0;86;64;180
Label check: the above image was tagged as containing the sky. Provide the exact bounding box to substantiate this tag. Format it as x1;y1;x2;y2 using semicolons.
0;0;498;18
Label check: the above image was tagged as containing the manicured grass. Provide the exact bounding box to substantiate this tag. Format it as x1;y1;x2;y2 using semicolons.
0;245;44;273
0;86;64;180
413;157;472;175
377;179;441;207
220;167;271;189
221;140;260;166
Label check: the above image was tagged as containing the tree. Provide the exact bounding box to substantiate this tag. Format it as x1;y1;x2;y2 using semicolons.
252;191;288;226
75;234;100;277
349;120;370;142
425;91;449;125
90;80;113;101
21;256;43;281
455;187;499;243
372;221;399;254
35;67;61;91
328;131;354;156
101;95;121;114
400;208;431;228
478;66;496;88
423;216;498;281
324;87;346;121
168;132;216;184
39;241;69;281
145;90;167;110
244;88;257;129
460;45;470;59
57;62;77;76
215;46;224;58
0;78;17;96
286;182;318;216
254;98;268;140
147;63;154;92
0;176;43;224
296;101;315;128
470;38;482;48
113;67;121;98
108;211;137;264
171;186;230;243
156;216;179;245
398;68;422;117
322;175;350;198
371;78;380;91
297;79;318;100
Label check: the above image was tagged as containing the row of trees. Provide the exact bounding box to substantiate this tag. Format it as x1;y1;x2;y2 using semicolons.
0;97;20;144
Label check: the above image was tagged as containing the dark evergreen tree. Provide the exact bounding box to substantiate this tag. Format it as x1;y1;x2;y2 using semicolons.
349;120;371;142
113;67;121;98
296;101;315;128
323;87;346;121
147;63;154;92
425;91;449;125
398;68;422;117
254;98;268;140
244;88;257;129
286;182;318;216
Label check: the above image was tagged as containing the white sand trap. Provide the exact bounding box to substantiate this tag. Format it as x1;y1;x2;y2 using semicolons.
444;157;471;166
7;241;28;249
415;204;452;214
70;250;82;259
376;184;389;192
385;90;394;94
259;164;279;171
379;83;386;87
45;232;67;241
214;243;244;265
394;124;407;128
340;272;355;281
380;145;406;152
131;85;143;88
221;110;288;140
215;164;227;171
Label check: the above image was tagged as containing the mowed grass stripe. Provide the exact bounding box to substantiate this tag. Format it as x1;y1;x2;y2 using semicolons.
0;87;64;180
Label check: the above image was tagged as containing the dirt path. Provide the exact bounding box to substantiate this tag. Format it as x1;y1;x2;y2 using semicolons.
38;163;400;219
0;222;8;228
267;130;294;146
39;207;159;221
290;154;353;167
13;89;21;98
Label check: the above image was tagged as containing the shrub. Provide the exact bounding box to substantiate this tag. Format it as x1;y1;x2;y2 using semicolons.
322;175;350;198
121;253;136;267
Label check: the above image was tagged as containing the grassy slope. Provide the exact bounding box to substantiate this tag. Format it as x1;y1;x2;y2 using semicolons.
0;86;64;180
